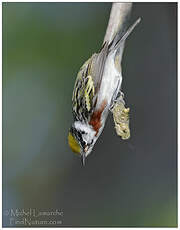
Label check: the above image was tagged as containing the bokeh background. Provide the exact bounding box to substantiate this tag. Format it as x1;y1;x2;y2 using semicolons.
3;3;177;227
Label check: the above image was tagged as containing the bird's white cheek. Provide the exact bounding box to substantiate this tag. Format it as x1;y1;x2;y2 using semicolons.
84;130;96;144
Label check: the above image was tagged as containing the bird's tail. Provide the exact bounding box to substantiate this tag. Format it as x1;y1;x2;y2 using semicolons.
109;17;141;54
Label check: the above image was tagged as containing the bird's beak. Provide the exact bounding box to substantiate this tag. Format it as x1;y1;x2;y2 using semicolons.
81;146;89;166
81;153;86;166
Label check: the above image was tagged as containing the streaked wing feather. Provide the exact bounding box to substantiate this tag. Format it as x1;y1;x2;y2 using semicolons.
89;42;109;93
72;43;109;122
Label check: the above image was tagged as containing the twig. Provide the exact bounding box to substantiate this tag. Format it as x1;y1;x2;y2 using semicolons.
103;3;132;44
104;3;133;140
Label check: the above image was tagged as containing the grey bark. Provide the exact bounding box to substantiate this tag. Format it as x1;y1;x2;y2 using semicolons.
103;3;132;44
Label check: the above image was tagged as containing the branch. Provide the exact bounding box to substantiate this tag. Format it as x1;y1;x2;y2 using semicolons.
103;2;132;44
104;3;133;140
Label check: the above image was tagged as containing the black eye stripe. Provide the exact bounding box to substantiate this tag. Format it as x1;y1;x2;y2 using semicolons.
70;126;88;148
76;131;82;140
76;131;87;147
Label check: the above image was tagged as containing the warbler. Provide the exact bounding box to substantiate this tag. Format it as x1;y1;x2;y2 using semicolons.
68;16;141;165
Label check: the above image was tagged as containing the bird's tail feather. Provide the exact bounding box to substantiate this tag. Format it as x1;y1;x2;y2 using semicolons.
109;17;141;54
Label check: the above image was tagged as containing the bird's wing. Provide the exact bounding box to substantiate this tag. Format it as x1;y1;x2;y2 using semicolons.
89;42;109;94
72;44;109;122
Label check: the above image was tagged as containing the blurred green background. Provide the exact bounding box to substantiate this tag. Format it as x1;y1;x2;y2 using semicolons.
3;3;177;227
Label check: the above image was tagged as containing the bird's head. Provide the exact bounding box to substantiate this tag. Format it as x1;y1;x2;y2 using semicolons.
68;121;96;165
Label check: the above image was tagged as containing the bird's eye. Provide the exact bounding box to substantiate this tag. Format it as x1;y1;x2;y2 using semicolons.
81;131;85;134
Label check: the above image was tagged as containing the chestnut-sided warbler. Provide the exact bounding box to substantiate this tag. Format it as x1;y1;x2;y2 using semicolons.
68;16;141;165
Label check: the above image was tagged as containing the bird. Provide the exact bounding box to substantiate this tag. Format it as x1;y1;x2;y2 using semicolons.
68;7;141;165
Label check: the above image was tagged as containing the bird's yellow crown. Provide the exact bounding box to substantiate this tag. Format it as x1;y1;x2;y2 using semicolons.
68;132;81;154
